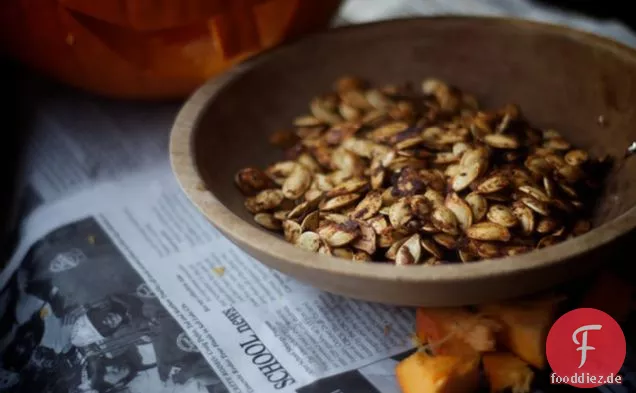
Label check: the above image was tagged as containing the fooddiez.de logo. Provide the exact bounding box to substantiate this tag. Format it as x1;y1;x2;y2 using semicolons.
546;308;626;388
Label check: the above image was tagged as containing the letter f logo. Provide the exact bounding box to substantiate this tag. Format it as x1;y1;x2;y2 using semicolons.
572;324;602;368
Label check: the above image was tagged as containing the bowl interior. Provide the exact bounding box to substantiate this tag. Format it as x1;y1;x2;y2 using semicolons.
193;17;636;239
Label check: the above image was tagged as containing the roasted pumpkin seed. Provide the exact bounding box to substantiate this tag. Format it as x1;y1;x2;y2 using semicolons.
237;76;609;263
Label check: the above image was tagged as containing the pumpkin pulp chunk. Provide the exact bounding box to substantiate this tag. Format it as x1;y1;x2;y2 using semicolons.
416;307;500;355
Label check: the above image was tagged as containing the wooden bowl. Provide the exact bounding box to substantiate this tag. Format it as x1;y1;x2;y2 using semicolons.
170;17;636;307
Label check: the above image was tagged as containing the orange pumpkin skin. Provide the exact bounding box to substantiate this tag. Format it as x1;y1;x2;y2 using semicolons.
0;0;342;100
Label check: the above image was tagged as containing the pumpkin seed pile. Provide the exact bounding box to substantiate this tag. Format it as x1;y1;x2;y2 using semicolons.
235;76;610;265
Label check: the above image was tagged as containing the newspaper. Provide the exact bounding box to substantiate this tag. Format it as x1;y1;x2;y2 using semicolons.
1;1;636;392
0;165;415;393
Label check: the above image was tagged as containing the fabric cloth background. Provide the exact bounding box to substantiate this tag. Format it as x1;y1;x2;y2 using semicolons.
335;0;636;48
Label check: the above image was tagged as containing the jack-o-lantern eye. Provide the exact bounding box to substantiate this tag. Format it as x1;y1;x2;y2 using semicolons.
0;0;342;99
57;0;232;31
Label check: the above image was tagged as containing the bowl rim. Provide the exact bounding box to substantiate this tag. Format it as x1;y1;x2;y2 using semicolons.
170;15;636;285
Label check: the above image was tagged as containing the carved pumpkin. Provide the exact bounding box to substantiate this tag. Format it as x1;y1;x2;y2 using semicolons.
0;0;342;99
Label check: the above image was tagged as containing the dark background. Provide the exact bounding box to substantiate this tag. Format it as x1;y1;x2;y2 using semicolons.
534;0;636;31
0;55;30;265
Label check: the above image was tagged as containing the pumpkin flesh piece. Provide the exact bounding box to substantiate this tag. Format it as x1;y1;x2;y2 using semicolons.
478;297;560;369
483;352;534;393
396;351;480;393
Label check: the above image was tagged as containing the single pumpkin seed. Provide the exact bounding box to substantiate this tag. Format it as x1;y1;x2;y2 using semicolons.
451;163;482;192
341;138;375;158
473;241;503;259
283;220;302;243
466;222;511;242
445;164;463;178
434;152;460;164
310;97;342;125
424;189;445;208
367;121;409;143
536;217;560;234
484;133;520;149
564;149;589;166
544;137;571;151
297;153;321;173
318;221;360;247
321;213;349;224
421;222;439;233
351;191;383;220
304;188;323;202
378;227;406;248
487;205;518;228
542;129;562;139
368;215;389;235
332;248;354;260
296;232;321;252
366;89;394;110
518;185;550;203
558;165;584;183
511;202;535;235
445;193;473;230
521;197;550;216
265;161;298;185
273;210;291;221
288;195;323;219
326;178;368;198
525;156;552;176
396;234;422;265
389;198;413;228
339;102;361;121
254;213;282;230
453;142;471;156
433;233;457;249
385;237;408;260
465;193;488;221
410;195;432;218
537;235;561;249
382;187;397;206
506;245;533;256
460;147;489;168
458;249;477;262
544;154;567;169
293;115;322;127
394;135;424;150
282;165;312;199
352;222;377;255
235;167;273;196
300;211;320;232
559;183;578;198
245;189;285;213
476;175;510;194
421;78;447;95
421;238;444;259
543;176;558;198
352;251;372;262
431;206;459;235
320;193;361;211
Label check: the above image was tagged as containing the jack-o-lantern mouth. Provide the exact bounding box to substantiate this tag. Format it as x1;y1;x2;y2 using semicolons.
64;1;265;74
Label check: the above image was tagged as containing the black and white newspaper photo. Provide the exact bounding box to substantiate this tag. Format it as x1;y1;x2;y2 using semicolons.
0;215;228;393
